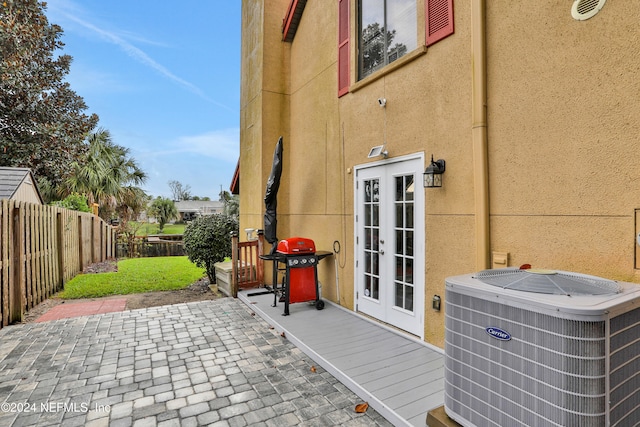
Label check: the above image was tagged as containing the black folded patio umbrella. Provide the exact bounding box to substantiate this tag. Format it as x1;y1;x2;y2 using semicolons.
264;136;283;254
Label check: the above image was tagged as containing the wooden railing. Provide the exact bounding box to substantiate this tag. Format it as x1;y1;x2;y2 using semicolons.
0;200;115;328
231;231;264;297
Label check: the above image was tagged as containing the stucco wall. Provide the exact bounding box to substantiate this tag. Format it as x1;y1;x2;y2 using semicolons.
240;0;290;237
240;0;640;348
486;1;640;282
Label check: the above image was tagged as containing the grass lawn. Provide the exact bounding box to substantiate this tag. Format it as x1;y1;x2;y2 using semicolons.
59;256;206;299
133;222;186;236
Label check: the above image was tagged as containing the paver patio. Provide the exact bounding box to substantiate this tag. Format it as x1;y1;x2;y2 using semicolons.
0;298;393;427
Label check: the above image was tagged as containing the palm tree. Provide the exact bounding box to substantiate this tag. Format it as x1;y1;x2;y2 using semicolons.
65;128;147;220
149;197;178;232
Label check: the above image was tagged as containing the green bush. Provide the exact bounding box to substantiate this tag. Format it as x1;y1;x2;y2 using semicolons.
51;193;91;212
183;214;238;282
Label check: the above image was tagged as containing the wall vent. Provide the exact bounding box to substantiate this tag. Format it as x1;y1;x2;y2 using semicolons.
571;0;606;20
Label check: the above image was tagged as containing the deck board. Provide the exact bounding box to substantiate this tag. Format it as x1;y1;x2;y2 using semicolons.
238;290;445;427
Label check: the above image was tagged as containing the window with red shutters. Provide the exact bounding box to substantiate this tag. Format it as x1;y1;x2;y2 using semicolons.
338;0;350;97
426;0;454;46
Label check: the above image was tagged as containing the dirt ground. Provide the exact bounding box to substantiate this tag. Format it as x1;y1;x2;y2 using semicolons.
21;259;221;324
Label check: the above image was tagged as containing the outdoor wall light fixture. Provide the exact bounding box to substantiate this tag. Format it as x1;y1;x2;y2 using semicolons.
423;155;446;188
432;295;441;311
367;144;388;159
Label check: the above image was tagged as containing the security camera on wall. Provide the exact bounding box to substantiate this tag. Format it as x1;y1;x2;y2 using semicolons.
377;98;386;107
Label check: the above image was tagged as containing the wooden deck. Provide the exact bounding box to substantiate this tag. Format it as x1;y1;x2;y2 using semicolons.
238;289;445;427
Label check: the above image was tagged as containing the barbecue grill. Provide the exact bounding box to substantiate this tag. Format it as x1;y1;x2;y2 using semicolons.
274;237;329;315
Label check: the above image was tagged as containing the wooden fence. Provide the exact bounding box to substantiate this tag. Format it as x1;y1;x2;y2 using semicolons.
116;241;185;258
0;199;115;329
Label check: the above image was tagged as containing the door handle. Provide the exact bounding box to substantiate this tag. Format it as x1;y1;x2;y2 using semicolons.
379;249;385;255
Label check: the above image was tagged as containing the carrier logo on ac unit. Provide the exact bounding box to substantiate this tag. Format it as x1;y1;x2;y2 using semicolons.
485;327;511;341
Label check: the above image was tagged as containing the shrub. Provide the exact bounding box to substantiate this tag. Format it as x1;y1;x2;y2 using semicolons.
51;193;91;212
183;213;238;282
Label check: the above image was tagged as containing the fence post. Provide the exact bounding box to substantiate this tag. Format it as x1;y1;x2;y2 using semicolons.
91;216;96;263
56;212;65;291
1;200;7;327
10;203;23;323
78;215;83;271
231;231;239;298
101;222;106;261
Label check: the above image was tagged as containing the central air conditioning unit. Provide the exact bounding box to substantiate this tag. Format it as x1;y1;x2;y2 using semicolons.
444;268;640;427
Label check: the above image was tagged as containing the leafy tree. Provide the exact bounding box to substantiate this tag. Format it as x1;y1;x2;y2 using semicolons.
219;190;239;218
183;213;238;283
148;196;178;232
116;220;146;259
114;186;150;255
0;0;98;191
50;193;90;212
168;180;191;201
65;129;147;220
116;186;149;224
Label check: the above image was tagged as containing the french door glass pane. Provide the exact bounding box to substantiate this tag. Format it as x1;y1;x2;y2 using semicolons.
405;201;413;228
393;174;415;312
406;230;413;256
406;258;413;284
372;204;379;226
405;175;414;201
364;178;380;301
365;275;379;299
405;286;414;311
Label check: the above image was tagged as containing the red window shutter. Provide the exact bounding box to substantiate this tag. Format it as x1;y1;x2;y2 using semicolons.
338;0;349;97
426;0;454;46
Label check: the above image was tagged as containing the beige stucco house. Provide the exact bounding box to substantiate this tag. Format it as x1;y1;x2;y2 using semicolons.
238;0;640;347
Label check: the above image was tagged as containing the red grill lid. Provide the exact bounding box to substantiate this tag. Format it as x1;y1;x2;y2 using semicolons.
277;237;316;254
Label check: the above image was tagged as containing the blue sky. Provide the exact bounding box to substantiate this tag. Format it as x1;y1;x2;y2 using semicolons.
45;0;241;200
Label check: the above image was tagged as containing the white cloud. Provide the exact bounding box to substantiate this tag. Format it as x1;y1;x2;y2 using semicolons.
144;128;240;164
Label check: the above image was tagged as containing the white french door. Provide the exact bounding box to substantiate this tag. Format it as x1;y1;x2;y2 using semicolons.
355;156;424;337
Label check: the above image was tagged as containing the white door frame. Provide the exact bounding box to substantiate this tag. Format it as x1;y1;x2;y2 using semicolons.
354;153;425;339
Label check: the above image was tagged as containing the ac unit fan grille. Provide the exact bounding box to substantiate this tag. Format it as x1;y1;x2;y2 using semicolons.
473;268;620;295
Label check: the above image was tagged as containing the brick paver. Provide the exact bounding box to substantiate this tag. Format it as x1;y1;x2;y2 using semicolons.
34;299;128;322
0;299;393;426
